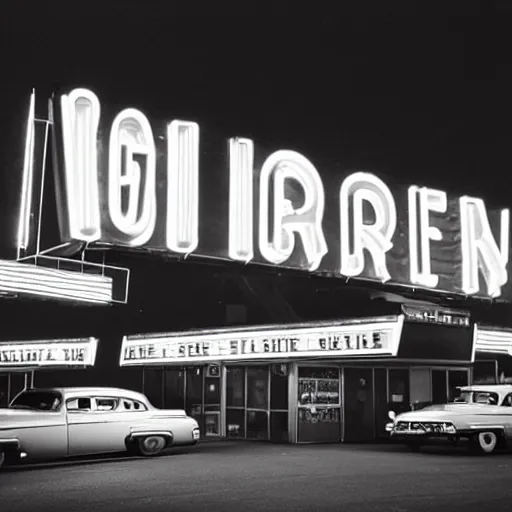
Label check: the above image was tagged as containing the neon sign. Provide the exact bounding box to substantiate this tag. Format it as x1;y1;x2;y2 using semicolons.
0;337;98;367
119;316;404;365
49;88;510;299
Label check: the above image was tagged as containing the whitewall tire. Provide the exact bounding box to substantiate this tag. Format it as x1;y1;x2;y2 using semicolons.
474;432;498;454
138;435;167;457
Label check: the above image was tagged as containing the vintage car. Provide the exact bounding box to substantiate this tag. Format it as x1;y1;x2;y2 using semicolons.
386;384;512;454
0;387;200;469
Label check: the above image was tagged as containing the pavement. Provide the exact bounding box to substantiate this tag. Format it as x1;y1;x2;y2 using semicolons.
1;441;512;512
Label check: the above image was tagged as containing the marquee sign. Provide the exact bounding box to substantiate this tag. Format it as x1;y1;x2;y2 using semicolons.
473;325;512;356
401;305;470;327
22;87;510;300
119;316;404;365
0;337;98;367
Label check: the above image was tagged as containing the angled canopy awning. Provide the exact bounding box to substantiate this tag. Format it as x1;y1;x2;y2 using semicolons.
0;259;113;304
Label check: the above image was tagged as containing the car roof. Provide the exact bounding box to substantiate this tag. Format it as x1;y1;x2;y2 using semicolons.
459;385;512;394
24;386;149;402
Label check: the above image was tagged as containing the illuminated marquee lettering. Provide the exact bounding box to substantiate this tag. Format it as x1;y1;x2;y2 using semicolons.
460;196;509;298
119;317;404;365
408;186;447;288
60;88;102;242
56;88;512;299
229;137;254;262
166;120;200;254
340;172;397;282
0;338;98;367
258;150;328;270
108;108;157;245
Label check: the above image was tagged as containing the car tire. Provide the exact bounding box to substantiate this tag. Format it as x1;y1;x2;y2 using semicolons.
137;435;167;457
471;432;499;454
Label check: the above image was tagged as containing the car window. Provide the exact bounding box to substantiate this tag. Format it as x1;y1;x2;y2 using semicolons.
473;392;499;405
10;390;62;411
502;394;512;407
119;398;147;411
94;397;119;411
133;400;147;411
67;397;92;411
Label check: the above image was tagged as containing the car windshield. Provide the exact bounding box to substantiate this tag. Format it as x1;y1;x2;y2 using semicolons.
9;390;63;411
457;390;500;405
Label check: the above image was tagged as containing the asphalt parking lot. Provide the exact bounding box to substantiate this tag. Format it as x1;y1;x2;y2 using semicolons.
1;441;511;512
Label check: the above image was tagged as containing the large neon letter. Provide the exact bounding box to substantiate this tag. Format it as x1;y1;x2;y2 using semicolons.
229;138;254;262
460;196;509;297
60;88;102;242
17;90;35;254
408;186;447;288
166;120;200;254
258;150;327;271
108;109;157;246
340;172;396;282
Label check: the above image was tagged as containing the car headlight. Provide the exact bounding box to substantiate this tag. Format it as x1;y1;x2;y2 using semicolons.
444;423;457;434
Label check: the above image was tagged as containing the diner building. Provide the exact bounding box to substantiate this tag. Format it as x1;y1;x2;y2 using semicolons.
116;304;474;444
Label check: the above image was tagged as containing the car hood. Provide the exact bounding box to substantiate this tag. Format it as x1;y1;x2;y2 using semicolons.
0;408;63;433
396;403;504;423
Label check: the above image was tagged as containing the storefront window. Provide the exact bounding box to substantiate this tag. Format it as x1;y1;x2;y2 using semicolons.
432;369;448;404
247;410;268;439
270;365;288;410
0;375;8;408
226;367;245;407
448;370;468;401
388;369;409;407
226;408;245;438
246;366;269;410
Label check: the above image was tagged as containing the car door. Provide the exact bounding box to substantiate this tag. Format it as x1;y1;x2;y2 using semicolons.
66;395;107;456
82;397;136;453
500;393;512;439
67;395;128;456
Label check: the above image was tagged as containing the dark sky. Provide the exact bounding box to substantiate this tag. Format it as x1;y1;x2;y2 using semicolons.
2;1;512;256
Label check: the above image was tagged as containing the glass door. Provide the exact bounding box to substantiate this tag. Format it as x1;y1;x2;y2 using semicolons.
203;365;221;436
432;369;447;404
246;366;269;440
226;366;245;438
297;367;341;443
448;369;469;401
184;366;221;438
270;364;289;443
185;367;204;433
0;375;8;408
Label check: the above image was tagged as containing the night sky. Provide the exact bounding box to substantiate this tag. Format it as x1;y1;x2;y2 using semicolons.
1;1;512;260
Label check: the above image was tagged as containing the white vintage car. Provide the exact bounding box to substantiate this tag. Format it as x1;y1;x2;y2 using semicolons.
386;385;512;454
0;387;200;469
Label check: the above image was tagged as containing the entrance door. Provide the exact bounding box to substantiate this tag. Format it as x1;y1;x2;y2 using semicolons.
185;367;204;431
225;365;288;442
0;375;8;407
185;366;221;437
448;369;469;401
297;367;341;443
343;368;374;442
246;366;269;440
